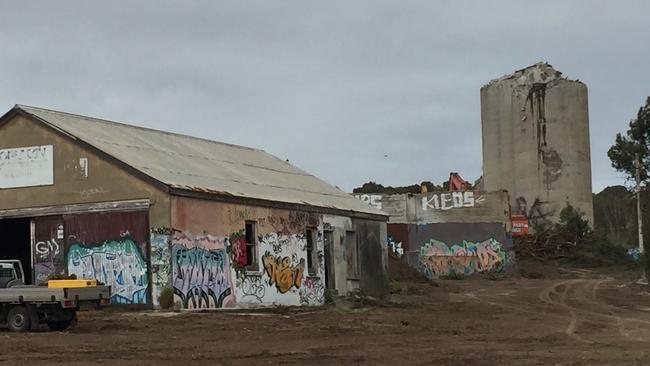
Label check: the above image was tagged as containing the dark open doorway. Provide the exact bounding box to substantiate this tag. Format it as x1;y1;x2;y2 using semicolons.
0;218;32;285
323;231;336;291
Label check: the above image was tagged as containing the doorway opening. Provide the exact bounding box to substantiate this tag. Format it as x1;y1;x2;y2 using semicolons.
0;218;33;285
323;230;336;291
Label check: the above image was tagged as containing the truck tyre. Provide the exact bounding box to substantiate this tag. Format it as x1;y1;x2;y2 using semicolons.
7;306;31;332
47;321;72;331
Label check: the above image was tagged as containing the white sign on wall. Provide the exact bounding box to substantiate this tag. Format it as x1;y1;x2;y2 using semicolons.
0;145;54;189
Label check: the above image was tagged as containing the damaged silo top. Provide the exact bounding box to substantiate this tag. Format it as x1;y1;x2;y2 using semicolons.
482;62;585;90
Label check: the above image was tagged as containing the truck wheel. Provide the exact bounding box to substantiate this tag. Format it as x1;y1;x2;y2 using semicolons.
47;321;71;331
7;306;32;332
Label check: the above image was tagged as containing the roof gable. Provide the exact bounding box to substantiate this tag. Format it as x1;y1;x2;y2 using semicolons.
7;105;385;218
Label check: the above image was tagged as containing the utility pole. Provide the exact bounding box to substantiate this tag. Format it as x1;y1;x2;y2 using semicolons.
635;153;647;284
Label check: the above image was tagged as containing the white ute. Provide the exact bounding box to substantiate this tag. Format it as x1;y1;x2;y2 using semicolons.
0;260;111;332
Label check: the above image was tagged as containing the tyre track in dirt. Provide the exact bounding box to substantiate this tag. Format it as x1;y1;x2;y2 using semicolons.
538;279;592;343
538;279;650;343
575;279;650;342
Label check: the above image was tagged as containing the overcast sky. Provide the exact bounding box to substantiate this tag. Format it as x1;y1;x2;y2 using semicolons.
1;1;648;193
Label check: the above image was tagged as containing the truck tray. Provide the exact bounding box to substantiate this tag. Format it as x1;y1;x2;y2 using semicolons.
48;279;98;288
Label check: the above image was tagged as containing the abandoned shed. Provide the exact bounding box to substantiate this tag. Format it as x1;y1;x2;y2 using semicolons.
0;105;389;308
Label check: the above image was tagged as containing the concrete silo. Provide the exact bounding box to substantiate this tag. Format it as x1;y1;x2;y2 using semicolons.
480;62;593;223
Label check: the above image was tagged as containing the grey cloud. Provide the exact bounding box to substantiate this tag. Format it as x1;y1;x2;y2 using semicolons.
1;1;648;192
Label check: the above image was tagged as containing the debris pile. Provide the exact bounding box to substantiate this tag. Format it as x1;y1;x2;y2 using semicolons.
388;252;432;283
514;229;578;260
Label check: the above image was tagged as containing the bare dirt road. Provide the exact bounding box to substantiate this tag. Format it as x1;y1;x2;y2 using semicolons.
2;265;650;365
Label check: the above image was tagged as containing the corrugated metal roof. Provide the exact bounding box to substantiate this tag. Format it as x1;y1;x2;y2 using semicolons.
15;105;386;217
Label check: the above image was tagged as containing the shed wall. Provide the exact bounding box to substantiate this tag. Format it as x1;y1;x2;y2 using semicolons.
160;197;388;309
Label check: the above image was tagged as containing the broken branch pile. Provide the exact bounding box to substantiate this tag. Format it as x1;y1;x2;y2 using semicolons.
514;228;578;260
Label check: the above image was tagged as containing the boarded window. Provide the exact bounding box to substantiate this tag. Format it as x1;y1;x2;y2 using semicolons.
245;221;257;268
345;231;359;278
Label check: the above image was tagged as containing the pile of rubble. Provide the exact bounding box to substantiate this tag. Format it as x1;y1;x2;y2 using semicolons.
514;229;578;260
388;252;432;283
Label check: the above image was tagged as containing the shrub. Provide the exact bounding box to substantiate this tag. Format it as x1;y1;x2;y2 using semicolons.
158;288;174;309
439;272;464;280
324;288;335;305
558;204;592;242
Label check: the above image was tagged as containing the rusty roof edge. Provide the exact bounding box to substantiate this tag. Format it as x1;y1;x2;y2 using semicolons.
165;178;357;200
168;187;389;221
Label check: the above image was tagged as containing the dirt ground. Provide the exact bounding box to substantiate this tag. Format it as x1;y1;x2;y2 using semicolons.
3;261;650;365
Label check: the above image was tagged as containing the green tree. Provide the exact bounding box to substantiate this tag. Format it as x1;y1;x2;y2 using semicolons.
557;203;591;243
592;186;637;247
352;181;445;194
608;97;650;183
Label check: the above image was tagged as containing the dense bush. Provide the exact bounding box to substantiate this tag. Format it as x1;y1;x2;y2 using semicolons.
517;203;636;268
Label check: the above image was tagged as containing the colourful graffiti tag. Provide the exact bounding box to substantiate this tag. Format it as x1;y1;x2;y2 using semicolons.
299;276;325;305
150;233;170;306
172;243;234;309
229;231;247;268
418;237;508;278
67;238;148;304
240;275;265;302
388;235;404;257
262;252;305;293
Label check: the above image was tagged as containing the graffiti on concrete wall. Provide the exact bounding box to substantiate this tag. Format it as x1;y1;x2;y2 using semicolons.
418;237;508;278
229;230;247;268
421;192;486;211
245;231;324;306
261;232;306;256
248;211;320;236
166;225;324;308
34;238;65;284
171;233;235;309
355;194;383;210
299;276;325;305
150;233;170;306
240;275;265;302
388;235;404;257
67;238;148;304
35;238;60;259
262;251;305;293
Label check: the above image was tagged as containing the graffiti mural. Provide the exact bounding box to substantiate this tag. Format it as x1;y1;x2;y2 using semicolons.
262;251;305;293
299;276;325;305
418;237;508;278
171;233;236;309
150;233;170;306
165;226;324;307
67;238;148;304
